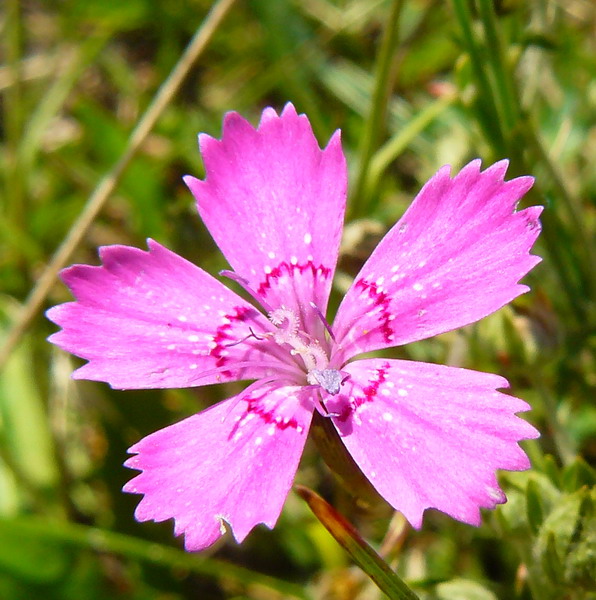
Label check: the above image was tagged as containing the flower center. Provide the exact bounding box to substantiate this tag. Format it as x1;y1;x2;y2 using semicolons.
268;307;344;395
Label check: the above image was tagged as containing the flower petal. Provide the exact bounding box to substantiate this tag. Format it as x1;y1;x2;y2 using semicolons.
123;384;313;551
332;160;542;360
326;359;538;527
184;103;347;315
47;239;280;389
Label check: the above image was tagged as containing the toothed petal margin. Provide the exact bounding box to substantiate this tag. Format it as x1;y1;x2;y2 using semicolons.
123;384;313;551
333;160;542;360
47;240;276;389
326;359;538;527
184;103;347;314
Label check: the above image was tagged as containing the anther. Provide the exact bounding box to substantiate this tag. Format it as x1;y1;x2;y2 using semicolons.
309;368;344;395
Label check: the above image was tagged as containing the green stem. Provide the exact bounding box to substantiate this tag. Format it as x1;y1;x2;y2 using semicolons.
363;92;456;210
477;0;519;130
522;122;596;299
350;0;404;218
296;486;420;600
450;0;506;153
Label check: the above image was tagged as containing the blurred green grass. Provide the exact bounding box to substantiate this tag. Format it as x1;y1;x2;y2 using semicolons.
1;0;595;598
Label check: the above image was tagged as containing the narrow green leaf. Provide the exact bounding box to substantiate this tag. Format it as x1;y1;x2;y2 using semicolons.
0;299;59;495
562;457;596;493
526;478;544;535
295;485;419;600
542;454;562;489
350;0;405;218
0;517;309;599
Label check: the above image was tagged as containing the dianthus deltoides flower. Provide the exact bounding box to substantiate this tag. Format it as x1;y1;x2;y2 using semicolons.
47;103;542;551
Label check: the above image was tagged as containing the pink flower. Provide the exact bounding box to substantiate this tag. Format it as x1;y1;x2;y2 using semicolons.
47;104;542;552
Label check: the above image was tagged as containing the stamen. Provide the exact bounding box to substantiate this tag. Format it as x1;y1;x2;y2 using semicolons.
309;301;336;342
224;328;267;347
220;270;273;313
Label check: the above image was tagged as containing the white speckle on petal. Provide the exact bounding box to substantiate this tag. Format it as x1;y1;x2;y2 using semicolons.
178;315;187;322
418;260;427;268
254;436;263;446
189;363;198;370
383;412;393;421
268;251;276;259
290;255;298;265
304;232;312;244
264;265;272;274
413;282;424;292
398;388;408;397
188;334;199;342
381;388;391;396
375;276;385;286
167;344;176;350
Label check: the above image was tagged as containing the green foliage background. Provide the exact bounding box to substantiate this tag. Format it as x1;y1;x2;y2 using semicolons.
1;0;594;598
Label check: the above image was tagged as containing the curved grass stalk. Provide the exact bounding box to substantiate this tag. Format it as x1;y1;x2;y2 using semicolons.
0;0;238;372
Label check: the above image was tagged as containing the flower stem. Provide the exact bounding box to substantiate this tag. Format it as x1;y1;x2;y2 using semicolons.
296;485;420;600
350;0;404;219
450;0;506;154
